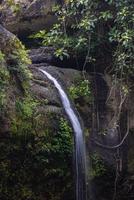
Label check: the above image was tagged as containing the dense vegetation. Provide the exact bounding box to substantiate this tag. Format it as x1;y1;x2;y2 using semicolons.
0;25;74;200
33;0;134;80
0;116;74;200
0;0;134;200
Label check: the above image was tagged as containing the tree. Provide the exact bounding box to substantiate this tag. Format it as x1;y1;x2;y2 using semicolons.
32;0;134;80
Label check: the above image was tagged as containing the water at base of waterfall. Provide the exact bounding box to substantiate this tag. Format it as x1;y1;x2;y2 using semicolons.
39;68;87;200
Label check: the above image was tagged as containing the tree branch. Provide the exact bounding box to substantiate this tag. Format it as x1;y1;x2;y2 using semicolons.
91;114;129;150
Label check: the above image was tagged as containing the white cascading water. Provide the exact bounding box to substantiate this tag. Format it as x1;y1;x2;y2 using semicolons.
39;69;87;200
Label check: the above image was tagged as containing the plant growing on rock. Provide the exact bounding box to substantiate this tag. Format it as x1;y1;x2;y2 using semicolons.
1;115;74;200
69;79;91;100
31;0;96;64
0;51;10;111
8;37;32;91
90;152;106;178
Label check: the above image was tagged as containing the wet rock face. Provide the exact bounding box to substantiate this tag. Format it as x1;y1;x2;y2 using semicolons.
87;74;134;200
0;24;83;135
1;23;134;199
28;45;134;175
29;47;55;64
1;0;58;35
30;64;83;114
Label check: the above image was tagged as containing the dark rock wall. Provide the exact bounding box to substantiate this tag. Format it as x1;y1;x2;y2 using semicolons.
1;0;58;35
0;1;134;198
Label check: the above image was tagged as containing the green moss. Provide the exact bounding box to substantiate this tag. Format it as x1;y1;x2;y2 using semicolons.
57;117;73;154
7;0;21;14
0;36;32;93
11;95;39;137
0;52;10;111
0;30;74;200
8;38;32;92
0;51;5;62
1;115;74;200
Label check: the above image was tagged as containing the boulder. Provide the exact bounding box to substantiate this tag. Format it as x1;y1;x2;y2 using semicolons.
0;0;58;35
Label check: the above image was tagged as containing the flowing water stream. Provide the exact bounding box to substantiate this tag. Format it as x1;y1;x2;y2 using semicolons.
39;69;87;200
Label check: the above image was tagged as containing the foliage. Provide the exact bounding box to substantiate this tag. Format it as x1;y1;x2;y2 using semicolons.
0;15;73;200
108;0;134;78
8;37;32;91
7;0;21;13
0;51;5;61
32;0;134;80
57;117;73;154
69;79;91;100
0;116;74;200
30;0;96;60
0;40;33;128
0;0;133;199
0;51;10;111
90;153;106;178
11;95;39;137
0;33;32;92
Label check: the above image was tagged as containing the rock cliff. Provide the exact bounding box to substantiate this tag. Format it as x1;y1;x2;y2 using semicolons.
0;1;134;199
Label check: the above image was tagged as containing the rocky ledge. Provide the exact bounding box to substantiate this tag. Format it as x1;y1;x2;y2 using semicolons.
0;0;58;35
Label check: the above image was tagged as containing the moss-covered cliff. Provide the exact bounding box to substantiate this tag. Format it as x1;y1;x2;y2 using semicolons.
0;1;134;200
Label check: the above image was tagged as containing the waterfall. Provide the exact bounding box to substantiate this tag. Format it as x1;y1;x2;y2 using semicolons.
39;69;87;200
